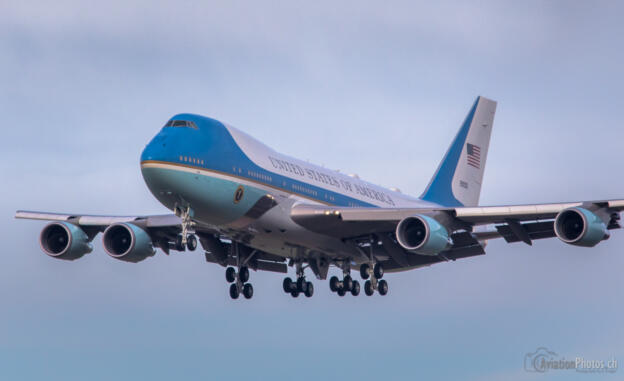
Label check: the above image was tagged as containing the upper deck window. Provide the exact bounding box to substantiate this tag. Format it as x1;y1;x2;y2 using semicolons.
164;120;198;129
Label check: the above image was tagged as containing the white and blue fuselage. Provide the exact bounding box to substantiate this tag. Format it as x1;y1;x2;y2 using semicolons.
140;114;436;260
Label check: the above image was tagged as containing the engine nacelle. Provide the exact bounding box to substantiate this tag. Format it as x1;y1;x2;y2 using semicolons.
102;223;155;263
554;207;609;247
395;215;452;255
39;222;93;260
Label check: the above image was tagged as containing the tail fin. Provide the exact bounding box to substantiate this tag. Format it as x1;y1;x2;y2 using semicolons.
420;96;497;207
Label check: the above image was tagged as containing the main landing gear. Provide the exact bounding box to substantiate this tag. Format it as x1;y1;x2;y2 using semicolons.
359;262;388;296
226;243;255;300
329;261;361;297
226;266;254;299
329;274;361;296
283;260;314;298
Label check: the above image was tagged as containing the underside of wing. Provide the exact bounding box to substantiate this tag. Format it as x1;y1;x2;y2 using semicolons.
290;198;624;271
15;209;288;273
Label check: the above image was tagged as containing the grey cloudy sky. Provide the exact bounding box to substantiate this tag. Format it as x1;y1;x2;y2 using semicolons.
1;1;623;380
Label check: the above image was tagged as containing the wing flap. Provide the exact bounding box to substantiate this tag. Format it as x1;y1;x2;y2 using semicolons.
495;221;555;243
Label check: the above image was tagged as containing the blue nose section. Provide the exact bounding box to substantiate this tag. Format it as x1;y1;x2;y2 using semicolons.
141;130;169;163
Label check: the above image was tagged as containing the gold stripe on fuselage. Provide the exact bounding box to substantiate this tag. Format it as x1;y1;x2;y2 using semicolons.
140;160;333;206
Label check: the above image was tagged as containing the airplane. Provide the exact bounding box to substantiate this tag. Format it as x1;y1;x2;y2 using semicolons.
15;96;624;300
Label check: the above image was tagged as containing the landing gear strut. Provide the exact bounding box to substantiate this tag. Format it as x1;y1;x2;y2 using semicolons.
175;205;197;251
283;260;314;298
226;243;255;300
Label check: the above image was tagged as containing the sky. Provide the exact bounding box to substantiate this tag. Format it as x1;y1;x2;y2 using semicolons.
1;1;623;380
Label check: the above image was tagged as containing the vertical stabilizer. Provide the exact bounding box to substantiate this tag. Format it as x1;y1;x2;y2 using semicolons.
420;96;497;207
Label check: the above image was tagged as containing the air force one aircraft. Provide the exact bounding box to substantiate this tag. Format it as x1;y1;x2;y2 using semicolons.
16;97;624;299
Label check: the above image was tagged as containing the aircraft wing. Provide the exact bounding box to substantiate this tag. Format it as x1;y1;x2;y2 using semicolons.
15;209;288;273
290;199;624;270
15;210;182;227
15;210;193;251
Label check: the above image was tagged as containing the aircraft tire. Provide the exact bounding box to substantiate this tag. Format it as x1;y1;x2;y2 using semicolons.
229;283;240;299
304;282;314;297
351;280;360;296
175;235;185;251
374;263;384;279
360;264;370;279
364;280;374;296
343;275;353;292
243;283;253;299
283;277;293;293
186;234;197;251
378;279;388;296
239;266;249;283
226;267;236;283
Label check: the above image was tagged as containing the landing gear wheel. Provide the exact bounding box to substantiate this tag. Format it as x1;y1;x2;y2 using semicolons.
378;279;388;295
329;276;340;292
175;235;185;251
283;277;293;293
337;287;346;297
239;266;249;283
291;289;300;298
243;283;254;299
360;264;370;279
186;234;197;251
225;267;236;283
374;263;384;279
364;280;374;296
304;282;314;297
343;275;353;292
351;280;360;296
229;283;240;299
297;277;308;293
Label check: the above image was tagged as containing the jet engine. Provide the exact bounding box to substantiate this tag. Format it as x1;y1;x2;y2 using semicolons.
102;223;155;263
554;207;609;247
39;222;93;260
395;215;452;255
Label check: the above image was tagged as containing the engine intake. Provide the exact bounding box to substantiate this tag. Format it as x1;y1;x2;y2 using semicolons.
39;222;93;260
395;215;452;255
554;207;609;247
102;223;155;263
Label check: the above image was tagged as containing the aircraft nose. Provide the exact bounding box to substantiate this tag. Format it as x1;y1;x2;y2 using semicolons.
141;132;168;162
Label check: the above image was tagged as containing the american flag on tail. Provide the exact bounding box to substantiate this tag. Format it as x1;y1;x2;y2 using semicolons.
466;143;481;169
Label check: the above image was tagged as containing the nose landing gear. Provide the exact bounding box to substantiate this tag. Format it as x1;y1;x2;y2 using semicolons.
174;205;197;251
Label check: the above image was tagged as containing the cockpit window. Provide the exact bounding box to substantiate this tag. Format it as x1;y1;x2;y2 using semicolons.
163;120;198;129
